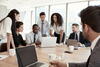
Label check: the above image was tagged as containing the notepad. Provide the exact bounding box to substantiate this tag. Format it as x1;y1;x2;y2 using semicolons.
0;55;8;60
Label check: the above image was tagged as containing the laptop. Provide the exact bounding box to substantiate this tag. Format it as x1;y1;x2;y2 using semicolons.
41;37;57;48
16;46;45;67
66;39;79;47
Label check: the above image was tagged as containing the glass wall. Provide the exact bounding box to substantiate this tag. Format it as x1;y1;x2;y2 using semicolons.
20;10;32;39
31;8;35;25
89;1;100;6
19;0;99;39
35;6;49;23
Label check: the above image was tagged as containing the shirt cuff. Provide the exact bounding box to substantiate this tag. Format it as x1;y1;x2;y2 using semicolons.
66;62;69;67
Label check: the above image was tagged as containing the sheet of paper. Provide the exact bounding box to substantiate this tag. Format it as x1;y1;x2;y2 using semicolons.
0;55;8;60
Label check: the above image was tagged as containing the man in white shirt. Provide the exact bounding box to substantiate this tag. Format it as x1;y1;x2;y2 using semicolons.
49;6;100;67
26;24;42;47
37;12;49;37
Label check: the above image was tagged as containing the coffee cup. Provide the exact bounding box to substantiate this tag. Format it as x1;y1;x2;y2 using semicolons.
9;49;15;56
69;46;74;52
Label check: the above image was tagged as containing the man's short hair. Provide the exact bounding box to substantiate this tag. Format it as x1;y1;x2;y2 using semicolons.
40;12;45;17
16;21;23;28
72;23;79;27
79;6;100;33
32;24;39;29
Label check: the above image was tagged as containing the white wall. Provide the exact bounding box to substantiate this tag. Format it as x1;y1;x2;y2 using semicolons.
0;0;89;10
0;5;9;20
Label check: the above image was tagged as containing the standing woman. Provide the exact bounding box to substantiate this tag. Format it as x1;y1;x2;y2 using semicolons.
0;9;20;54
50;13;65;44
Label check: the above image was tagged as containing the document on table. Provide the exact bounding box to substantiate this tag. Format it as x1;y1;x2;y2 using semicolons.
0;55;8;60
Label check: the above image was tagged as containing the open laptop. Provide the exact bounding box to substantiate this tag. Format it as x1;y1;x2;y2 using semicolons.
16;46;45;67
66;39;79;47
41;37;57;48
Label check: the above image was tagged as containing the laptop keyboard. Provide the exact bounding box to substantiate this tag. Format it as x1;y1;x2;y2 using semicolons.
29;62;44;67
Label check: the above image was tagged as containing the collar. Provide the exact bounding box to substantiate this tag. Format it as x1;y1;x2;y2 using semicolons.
76;31;80;33
41;20;44;23
91;35;100;50
74;31;80;33
32;31;39;34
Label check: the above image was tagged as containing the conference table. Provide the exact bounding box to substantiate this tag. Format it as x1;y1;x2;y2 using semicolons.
0;45;90;67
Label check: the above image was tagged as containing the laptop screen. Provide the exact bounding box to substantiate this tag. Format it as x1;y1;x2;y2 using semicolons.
66;39;78;46
16;46;38;67
41;37;57;47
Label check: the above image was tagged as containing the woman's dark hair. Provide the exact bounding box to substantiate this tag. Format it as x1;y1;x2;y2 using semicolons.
16;21;23;29
79;6;100;33
8;9;20;36
7;9;19;22
51;13;63;26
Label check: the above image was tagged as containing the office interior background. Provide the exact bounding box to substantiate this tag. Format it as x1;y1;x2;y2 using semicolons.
0;0;100;39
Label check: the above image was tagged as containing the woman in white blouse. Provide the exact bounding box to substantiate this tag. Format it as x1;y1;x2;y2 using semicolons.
50;13;65;44
0;9;20;54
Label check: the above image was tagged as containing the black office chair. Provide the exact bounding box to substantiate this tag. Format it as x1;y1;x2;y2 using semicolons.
0;43;13;52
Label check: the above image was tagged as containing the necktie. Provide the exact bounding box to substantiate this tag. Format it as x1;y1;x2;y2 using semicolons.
75;33;78;41
41;22;44;36
34;34;36;43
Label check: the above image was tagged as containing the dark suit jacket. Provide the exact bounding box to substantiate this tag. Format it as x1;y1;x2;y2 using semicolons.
69;39;100;67
69;32;91;47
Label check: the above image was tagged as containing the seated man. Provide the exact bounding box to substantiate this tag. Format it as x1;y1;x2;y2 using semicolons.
14;21;26;47
26;24;42;47
68;23;90;47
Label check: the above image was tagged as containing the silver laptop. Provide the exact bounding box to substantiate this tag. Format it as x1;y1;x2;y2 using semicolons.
16;46;45;67
41;37;57;48
66;39;79;47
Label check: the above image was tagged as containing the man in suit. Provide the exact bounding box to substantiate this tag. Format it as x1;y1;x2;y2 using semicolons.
49;6;100;67
26;24;42;47
69;23;90;47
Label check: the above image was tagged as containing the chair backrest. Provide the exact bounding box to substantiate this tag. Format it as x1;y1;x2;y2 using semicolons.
0;43;7;52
